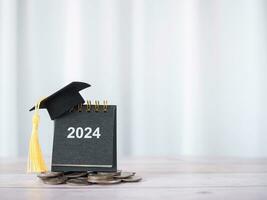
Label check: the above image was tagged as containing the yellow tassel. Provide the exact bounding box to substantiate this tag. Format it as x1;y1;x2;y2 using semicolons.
27;100;48;173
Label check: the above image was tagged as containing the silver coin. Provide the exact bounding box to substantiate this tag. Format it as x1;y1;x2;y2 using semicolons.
88;179;121;185
66;177;90;186
114;171;135;179
64;172;88;178
97;170;121;176
42;176;67;185
37;172;64;179
122;176;142;182
88;173;114;181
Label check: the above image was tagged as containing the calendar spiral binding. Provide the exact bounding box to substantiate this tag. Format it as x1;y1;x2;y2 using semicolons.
70;100;109;112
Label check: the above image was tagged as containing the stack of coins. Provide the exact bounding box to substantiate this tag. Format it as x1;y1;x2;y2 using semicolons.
37;170;142;186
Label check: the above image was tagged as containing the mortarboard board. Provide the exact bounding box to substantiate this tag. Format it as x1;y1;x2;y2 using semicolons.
29;81;90;120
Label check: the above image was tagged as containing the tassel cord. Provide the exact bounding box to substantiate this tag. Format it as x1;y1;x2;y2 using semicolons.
27;99;48;173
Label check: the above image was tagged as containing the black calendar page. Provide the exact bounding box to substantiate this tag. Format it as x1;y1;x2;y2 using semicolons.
51;105;117;172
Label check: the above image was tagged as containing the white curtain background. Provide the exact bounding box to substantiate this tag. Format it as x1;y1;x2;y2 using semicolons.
0;0;267;158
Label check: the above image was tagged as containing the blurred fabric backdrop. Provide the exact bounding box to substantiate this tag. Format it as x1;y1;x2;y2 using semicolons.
0;0;267;158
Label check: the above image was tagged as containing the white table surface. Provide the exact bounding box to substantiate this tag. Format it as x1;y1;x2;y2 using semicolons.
0;157;267;200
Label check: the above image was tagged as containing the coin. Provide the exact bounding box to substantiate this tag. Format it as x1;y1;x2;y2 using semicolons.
88;178;121;184
42;176;67;185
37;172;64;179
88;173;114;181
64;172;88;178
114;171;135;179
66;177;90;186
122;176;142;182
97;170;121;176
36;170;141;186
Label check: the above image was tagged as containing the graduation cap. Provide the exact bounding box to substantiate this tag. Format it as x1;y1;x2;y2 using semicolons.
29;81;90;120
27;81;90;173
